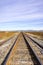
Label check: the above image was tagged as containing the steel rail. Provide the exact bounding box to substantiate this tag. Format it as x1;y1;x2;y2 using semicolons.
1;33;20;65
22;32;42;65
24;33;43;49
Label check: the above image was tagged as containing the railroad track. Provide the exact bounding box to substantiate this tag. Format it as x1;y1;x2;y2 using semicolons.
23;33;43;65
25;33;43;49
1;32;43;65
1;33;19;65
24;33;43;54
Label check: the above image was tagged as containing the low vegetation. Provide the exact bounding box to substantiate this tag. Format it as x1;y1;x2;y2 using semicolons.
26;31;43;40
0;31;16;40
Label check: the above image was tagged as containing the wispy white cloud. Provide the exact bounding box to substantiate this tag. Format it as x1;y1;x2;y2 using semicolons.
0;0;43;30
0;13;43;22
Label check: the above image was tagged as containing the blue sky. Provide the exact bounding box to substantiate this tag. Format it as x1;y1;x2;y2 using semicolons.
0;0;43;30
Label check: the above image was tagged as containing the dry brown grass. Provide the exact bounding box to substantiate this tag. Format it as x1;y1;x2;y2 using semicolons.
26;31;43;40
0;31;18;40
